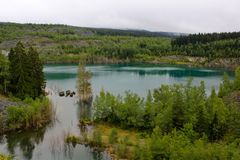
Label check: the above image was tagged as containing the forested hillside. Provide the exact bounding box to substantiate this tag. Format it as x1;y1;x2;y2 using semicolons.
0;22;239;64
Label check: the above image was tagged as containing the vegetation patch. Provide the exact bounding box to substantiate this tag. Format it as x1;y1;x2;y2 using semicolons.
0;42;53;134
65;123;141;159
85;67;240;159
0;154;13;160
0;97;53;133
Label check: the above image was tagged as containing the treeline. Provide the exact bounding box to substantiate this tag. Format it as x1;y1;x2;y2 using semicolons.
172;32;240;45
0;42;45;99
89;28;178;37
93;68;240;159
172;32;240;58
0;22;175;42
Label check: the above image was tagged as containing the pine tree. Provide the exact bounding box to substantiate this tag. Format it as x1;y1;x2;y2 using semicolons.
206;88;228;141
28;47;45;98
8;42;30;98
0;53;9;93
8;42;45;99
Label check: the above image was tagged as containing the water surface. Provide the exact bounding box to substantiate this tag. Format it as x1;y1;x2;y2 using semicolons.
0;64;234;160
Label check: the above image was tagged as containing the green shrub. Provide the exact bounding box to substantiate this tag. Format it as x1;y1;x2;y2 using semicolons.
109;128;118;144
0;154;13;160
6;97;52;131
92;129;102;147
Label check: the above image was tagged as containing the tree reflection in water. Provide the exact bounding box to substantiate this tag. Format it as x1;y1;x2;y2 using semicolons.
5;127;46;160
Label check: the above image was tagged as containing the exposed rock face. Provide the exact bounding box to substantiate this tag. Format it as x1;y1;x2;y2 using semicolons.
0;100;19;112
206;58;240;69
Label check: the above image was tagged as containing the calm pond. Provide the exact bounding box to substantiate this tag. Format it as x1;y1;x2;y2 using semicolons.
0;64;234;160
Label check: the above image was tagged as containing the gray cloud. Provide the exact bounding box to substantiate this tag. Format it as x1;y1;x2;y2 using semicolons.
0;0;239;33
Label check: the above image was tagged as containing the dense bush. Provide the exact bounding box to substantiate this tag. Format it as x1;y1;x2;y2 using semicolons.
93;77;240;141
142;127;240;160
6;97;52;131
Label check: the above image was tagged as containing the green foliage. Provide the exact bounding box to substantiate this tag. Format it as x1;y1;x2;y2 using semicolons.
91;129;102;147
146;128;240;160
0;154;13;160
172;32;240;58
206;89;229;141
76;55;92;103
109;128;118;144
0;54;9;93
133;142;152;160
1;23;240;63
115;142;128;159
218;73;232;97
91;68;240;159
6;97;52;131
8;42;45;99
28;47;45;98
93;68;240;144
93;89;120;123
234;67;240;90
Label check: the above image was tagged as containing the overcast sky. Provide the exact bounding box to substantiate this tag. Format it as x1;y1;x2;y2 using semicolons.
0;0;239;33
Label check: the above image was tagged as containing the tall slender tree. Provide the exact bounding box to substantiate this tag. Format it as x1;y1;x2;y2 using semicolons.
28;47;45;98
76;55;92;103
0;53;9;93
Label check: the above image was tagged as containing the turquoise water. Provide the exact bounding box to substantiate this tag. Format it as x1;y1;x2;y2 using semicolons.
0;64;234;160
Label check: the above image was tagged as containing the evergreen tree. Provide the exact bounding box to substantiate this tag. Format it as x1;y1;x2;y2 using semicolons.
218;73;232;97
8;42;45;99
207;89;228;141
9;42;31;99
0;53;9;93
234;67;240;90
28;47;45;98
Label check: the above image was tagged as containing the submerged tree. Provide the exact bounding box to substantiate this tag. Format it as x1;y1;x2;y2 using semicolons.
76;56;92;104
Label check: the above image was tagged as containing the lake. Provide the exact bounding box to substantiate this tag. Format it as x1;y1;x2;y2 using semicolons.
0;64;234;160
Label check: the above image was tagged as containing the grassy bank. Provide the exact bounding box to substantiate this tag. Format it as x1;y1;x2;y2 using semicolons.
65;122;143;160
0;97;53;134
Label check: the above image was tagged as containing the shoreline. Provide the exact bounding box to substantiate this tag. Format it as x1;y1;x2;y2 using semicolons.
42;55;240;70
